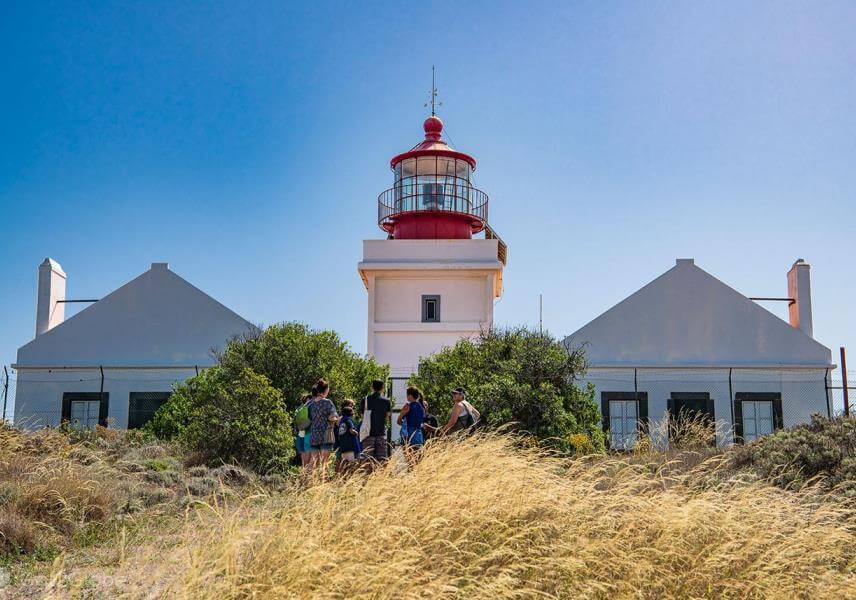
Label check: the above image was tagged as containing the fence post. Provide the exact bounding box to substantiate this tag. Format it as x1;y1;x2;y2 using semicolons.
825;368;832;418
728;367;734;441
841;347;850;416
2;366;8;423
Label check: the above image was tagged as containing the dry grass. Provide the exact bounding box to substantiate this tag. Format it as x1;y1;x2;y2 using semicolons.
0;425;121;548
153;433;856;599
0;509;39;555
0;423;269;598
4;422;854;598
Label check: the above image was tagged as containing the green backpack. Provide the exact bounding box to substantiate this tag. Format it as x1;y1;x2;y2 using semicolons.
294;401;311;431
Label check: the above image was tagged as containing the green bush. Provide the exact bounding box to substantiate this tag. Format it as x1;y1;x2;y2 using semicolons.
145;387;191;441
216;322;388;412
186;476;219;497
409;327;604;453
144;469;182;487
143;457;181;472
187;465;209;478
175;367;294;473
210;464;252;485
148;323;387;452
731;415;856;495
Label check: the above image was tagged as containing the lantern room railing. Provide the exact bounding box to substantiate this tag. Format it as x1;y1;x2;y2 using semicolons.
378;184;489;229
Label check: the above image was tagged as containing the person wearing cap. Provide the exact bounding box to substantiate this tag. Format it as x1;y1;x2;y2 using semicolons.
442;387;480;435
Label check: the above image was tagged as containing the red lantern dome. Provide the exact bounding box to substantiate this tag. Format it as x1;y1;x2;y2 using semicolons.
378;115;488;240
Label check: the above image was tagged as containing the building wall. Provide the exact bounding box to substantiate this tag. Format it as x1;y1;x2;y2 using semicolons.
367;271;496;377
360;238;503;380
13;366;199;430
374;330;482;377
368;270;497;441
361;238;503;266
582;366;830;445
374;276;487;324
360;238;504;440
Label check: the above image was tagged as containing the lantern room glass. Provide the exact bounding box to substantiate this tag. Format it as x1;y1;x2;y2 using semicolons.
394;157;474;213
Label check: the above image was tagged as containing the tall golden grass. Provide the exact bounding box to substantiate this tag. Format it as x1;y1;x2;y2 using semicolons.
0;425;120;553
161;433;855;599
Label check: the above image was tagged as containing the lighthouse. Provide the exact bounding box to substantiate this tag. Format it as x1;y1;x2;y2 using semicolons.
358;111;506;434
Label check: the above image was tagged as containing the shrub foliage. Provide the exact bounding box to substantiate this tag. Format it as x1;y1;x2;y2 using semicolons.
179;367;294;472
409;327;604;452
731;414;856;495
147;322;387;470
216;322;388;412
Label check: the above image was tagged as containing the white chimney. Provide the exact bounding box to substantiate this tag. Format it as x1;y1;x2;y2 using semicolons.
36;258;66;336
787;258;813;338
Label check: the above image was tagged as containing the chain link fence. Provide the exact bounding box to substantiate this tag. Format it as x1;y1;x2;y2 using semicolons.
4;366;200;429
4;362;854;434
2;371;16;424
828;370;855;416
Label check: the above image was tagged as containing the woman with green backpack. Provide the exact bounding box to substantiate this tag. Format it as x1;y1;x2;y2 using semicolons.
293;392;313;468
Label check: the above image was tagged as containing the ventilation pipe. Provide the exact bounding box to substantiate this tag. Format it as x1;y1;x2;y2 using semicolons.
787;258;813;338
36;258;66;336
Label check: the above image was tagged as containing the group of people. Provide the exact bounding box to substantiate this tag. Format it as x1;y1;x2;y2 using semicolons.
293;378;480;472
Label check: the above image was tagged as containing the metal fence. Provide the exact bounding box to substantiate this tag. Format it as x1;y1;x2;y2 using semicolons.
2;369;16;424
2;366;199;427
3;363;853;429
581;366;851;446
828;371;855;416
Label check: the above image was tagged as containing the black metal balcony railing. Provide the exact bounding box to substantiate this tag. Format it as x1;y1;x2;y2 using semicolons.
378;184;489;228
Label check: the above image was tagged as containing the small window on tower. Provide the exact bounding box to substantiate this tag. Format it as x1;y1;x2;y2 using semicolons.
422;295;441;323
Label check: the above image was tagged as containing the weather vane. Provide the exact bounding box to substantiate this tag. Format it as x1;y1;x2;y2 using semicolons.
424;65;442;116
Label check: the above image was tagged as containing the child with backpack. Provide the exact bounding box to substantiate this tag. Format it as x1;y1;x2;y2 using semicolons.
336;399;361;472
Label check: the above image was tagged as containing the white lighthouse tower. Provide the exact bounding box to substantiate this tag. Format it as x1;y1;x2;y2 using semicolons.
358;111;506;432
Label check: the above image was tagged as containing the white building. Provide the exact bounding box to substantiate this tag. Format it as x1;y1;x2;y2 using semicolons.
358;114;506;434
13;259;253;430
564;258;834;448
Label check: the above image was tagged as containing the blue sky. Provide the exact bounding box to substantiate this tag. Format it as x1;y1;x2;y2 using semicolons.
2;2;855;406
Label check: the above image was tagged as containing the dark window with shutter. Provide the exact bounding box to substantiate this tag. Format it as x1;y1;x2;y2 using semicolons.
128;392;171;429
422;295;441;322
733;392;783;444
668;392;716;446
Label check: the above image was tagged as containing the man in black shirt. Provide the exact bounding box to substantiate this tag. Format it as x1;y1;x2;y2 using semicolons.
361;379;391;460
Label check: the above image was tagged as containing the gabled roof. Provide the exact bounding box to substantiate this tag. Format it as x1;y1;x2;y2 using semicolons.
564;259;832;367
16;263;254;367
